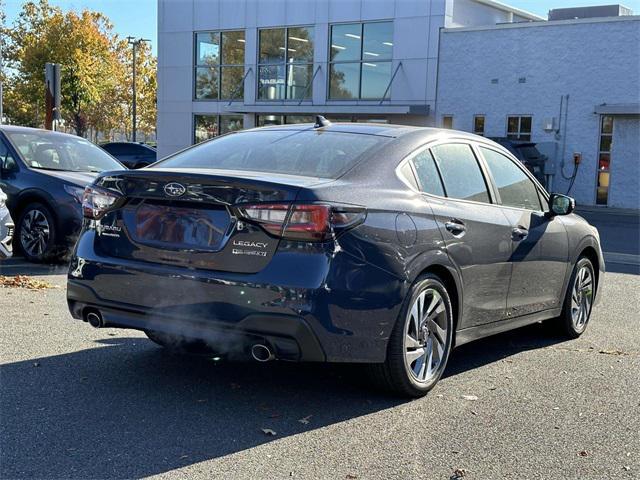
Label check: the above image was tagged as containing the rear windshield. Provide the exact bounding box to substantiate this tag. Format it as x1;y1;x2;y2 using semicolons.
153;129;390;178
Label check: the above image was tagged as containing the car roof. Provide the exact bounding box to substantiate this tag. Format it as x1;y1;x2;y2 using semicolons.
0;124;83;140
245;122;485;141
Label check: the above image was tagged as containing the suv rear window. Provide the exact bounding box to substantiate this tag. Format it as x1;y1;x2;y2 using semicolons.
154;130;390;179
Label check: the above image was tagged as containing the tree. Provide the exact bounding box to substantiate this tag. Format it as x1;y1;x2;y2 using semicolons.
1;0;156;140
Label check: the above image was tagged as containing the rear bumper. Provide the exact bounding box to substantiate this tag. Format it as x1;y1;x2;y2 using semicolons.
67;231;406;363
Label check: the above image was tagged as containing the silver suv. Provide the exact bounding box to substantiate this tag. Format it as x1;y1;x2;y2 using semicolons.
0;188;14;259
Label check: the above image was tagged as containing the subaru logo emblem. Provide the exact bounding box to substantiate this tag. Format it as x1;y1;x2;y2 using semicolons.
164;182;186;197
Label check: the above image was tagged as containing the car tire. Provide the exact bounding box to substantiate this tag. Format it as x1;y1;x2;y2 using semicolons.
368;274;454;398
17;202;59;263
145;330;217;355
556;257;596;339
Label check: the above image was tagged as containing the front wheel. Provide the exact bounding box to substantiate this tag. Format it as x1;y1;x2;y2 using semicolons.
369;274;454;397
17;202;58;263
556;257;596;338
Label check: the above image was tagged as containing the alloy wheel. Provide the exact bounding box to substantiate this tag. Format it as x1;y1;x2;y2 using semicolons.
571;265;594;330
403;288;448;383
20;209;51;258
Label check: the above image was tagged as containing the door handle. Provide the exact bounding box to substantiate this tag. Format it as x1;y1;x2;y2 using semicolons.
512;227;529;240
445;219;466;236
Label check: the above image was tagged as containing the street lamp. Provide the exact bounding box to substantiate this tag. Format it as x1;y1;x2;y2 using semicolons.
126;36;151;142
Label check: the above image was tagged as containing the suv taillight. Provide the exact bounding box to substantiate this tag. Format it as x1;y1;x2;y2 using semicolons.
82;186;122;219
237;203;365;241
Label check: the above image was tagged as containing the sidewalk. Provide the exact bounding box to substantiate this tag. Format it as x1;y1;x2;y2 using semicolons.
576;207;640;271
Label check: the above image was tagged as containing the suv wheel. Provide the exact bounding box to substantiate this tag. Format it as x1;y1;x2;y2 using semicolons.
369;274;454;397
18;202;58;263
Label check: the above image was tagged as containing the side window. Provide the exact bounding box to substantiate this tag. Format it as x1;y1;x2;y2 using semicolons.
0;139;18;172
430;144;490;203
480;147;542;211
412;150;445;196
398;161;418;190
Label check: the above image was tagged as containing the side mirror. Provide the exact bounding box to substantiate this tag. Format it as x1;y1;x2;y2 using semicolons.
0;155;17;176
549;193;575;216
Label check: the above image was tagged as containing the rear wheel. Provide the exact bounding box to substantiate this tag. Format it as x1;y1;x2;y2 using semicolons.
145;330;218;355
17;202;58;263
556;257;595;338
369;274;454;397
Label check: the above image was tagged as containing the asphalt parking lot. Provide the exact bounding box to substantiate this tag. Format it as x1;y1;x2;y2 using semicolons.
0;256;638;480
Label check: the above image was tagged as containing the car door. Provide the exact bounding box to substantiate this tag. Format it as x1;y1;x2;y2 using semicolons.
477;145;569;316
0;135;22;210
409;142;514;328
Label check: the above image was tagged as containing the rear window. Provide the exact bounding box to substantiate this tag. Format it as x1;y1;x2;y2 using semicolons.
153;129;390;178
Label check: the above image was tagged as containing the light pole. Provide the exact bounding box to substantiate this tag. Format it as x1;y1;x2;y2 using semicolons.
127;36;150;142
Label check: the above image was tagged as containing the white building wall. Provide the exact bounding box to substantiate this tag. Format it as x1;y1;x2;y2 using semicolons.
157;0;539;158
436;16;640;208
609;117;640;209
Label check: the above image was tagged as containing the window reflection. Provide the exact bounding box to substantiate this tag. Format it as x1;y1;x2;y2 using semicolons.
194;115;244;144
258;26;314;100
329;21;393;100
195;30;245;100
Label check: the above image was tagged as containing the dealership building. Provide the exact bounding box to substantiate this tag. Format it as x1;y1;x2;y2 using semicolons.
157;0;640;208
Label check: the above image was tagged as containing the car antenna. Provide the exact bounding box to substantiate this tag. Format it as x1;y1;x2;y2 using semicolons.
314;115;331;128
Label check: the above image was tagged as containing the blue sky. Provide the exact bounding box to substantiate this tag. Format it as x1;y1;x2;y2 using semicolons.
4;0;639;57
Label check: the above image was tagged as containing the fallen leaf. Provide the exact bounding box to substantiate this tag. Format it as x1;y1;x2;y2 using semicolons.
0;275;54;290
461;395;478;401
298;415;312;425
261;428;277;436
552;407;560;410
452;468;467;478
623;466;630;471
346;475;357;479
578;450;589;457
470;411;478;416
599;349;625;356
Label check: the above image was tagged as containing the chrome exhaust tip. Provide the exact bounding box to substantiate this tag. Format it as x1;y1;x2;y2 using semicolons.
86;311;103;328
251;344;275;362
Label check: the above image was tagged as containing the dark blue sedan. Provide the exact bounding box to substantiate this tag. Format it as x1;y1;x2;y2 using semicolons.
66;120;604;397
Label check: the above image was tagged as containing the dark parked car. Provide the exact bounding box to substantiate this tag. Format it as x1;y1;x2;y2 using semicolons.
100;142;157;169
0;126;125;262
67;121;604;397
490;138;547;187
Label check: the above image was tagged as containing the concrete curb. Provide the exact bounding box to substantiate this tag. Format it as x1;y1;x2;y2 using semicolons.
604;252;640;266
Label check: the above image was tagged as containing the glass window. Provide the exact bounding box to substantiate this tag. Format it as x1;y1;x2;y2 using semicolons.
221;31;245;65
258;26;314;100
194;30;245;100
481;147;542;211
596;115;614;205
0;139;18;171
287;26;314;62
329;63;360;99
473;115;485;136
196;32;219;65
157;130;391;179
507;116;532;141
194;115;245;143
363;22;393;60
360;62;391;99
430;144;490;203
258;65;286;100
442;116;453;129
221;66;244;99
330;24;362;62
399;161;418;190
412;150;445;196
259;28;285;64
329;21;393;100
257;115;283;127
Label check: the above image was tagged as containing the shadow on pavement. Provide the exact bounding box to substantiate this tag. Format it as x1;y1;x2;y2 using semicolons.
0;323;567;479
0;256;68;276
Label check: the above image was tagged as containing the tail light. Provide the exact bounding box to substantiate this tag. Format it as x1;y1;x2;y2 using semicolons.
237;203;365;241
82;186;122;219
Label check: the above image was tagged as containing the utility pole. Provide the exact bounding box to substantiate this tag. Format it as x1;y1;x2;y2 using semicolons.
127;36;150;142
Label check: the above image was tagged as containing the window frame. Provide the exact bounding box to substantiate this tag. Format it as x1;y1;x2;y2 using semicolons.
395;139;496;206
193;29;246;101
257;25;315;102
595;114;614;205
476;144;545;212
327;20;394;101
192;114;244;144
506;115;532;141
442;115;454;129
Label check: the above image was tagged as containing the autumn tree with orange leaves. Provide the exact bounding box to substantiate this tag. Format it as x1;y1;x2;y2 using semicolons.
1;0;156;140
